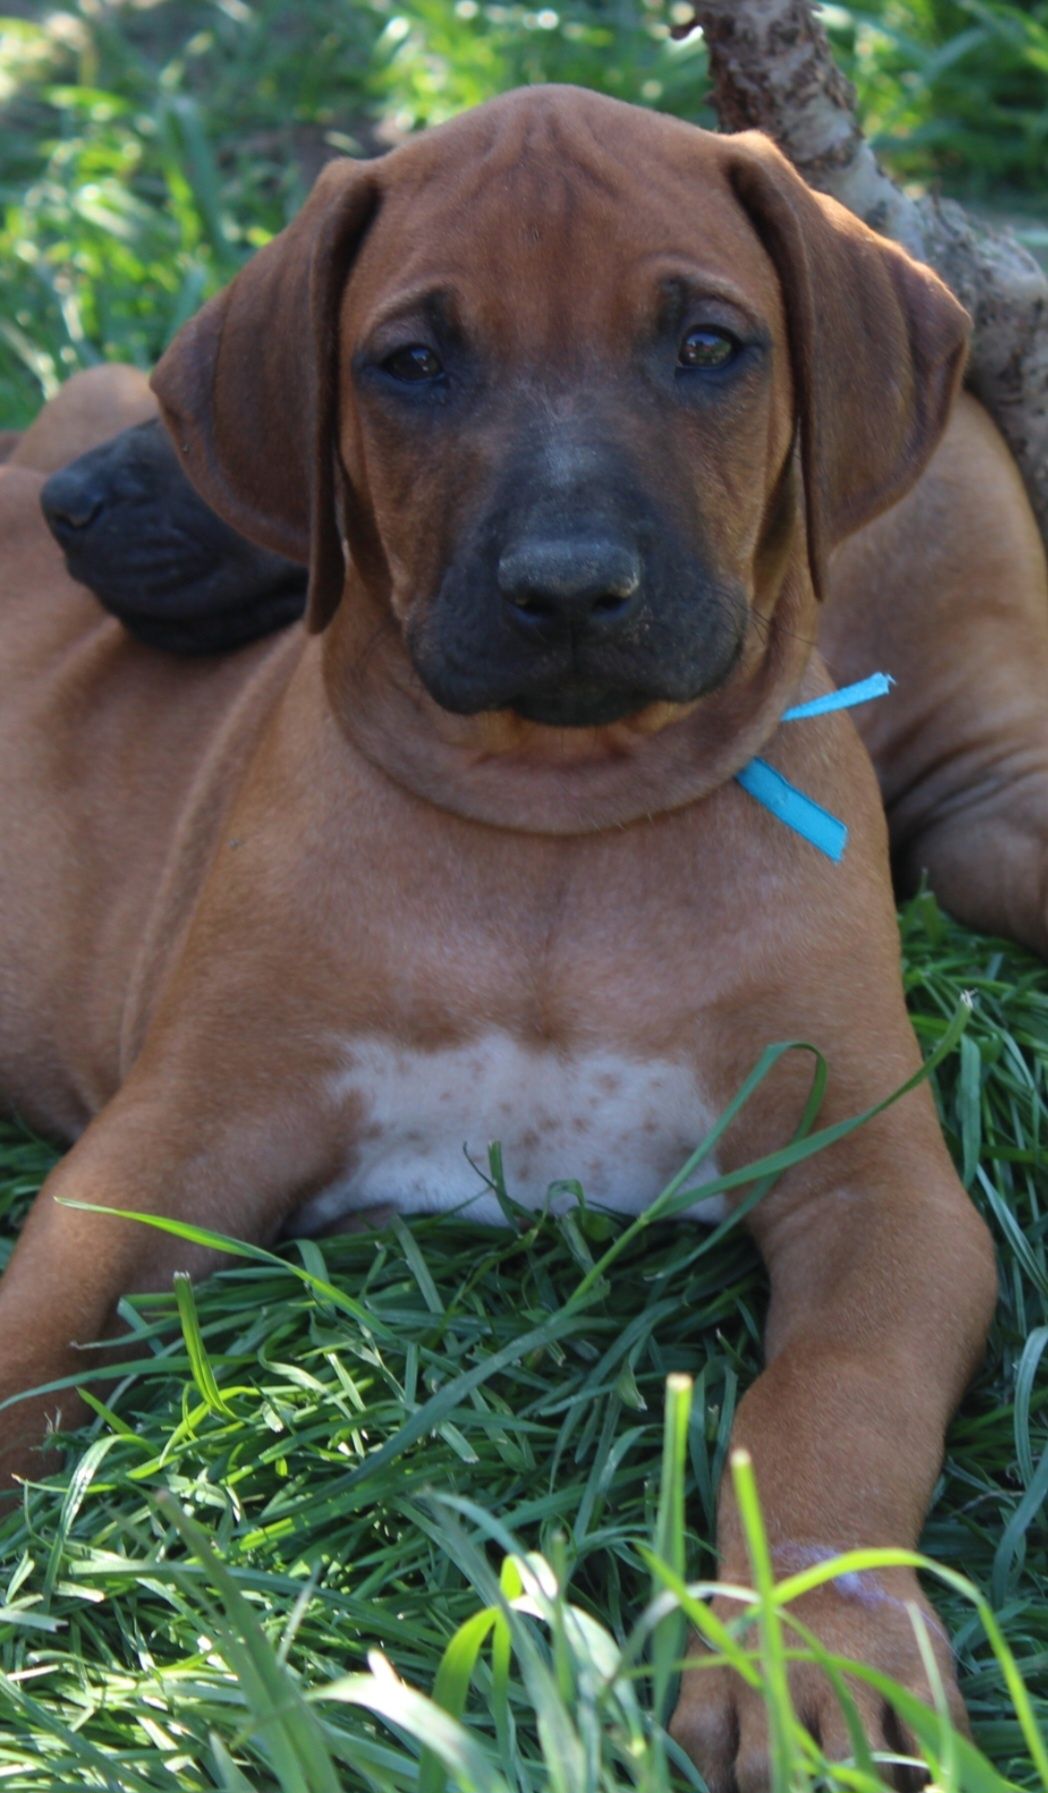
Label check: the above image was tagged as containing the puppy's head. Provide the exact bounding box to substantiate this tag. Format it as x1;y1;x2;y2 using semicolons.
41;419;306;652
152;86;968;733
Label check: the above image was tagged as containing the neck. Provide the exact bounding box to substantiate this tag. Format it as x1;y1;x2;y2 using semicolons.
319;566;816;835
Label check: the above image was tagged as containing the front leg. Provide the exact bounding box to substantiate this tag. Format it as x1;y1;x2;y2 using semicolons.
0;1050;341;1486
671;1099;997;1787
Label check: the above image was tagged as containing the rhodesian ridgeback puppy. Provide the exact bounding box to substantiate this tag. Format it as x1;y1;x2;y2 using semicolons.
41;409;306;653
0;87;1004;1784
39;385;1048;954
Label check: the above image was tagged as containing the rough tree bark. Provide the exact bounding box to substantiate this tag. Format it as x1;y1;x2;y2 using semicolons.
677;0;1048;545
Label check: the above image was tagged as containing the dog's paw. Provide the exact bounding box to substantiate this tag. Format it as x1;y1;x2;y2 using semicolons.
669;1572;965;1793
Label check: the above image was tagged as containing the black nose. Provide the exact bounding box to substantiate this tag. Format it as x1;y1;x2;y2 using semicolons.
40;467;105;537
498;537;642;638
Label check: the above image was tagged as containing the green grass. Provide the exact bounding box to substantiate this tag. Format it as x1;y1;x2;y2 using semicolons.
0;895;1044;1790
823;1;1048;195
1;4;1046;1786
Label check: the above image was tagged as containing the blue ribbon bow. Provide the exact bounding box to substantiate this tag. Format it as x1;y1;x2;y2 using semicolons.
735;673;894;863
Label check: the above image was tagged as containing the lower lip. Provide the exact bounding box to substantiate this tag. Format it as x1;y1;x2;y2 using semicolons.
509;688;648;729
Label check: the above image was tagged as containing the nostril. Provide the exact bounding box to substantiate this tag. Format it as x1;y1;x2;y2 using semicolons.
507;589;559;621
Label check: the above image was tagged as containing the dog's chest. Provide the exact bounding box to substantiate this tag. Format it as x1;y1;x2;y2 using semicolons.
292;1033;724;1232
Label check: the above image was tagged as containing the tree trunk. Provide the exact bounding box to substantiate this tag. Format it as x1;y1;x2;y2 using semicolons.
680;0;1048;545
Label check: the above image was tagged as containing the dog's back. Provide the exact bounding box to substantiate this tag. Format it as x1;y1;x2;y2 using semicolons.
0;466;299;1134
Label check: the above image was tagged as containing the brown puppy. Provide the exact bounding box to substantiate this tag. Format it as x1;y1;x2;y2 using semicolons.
36;382;1048;955
41;411;307;655
0;88;998;1784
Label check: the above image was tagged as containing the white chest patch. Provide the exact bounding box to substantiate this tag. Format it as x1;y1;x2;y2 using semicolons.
291;1033;725;1234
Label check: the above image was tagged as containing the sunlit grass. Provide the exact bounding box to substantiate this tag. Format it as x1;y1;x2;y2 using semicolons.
0;895;1044;1789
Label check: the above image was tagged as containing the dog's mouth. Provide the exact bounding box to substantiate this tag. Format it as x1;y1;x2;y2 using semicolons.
54;530;214;593
413;653;696;730
409;613;748;735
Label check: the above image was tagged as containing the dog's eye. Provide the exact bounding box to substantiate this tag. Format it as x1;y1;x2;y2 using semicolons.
383;344;444;383
678;327;739;370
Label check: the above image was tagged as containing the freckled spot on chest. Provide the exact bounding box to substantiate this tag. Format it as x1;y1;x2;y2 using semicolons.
290;1031;724;1233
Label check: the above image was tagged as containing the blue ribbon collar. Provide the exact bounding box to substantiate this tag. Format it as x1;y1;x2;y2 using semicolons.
735;673;893;863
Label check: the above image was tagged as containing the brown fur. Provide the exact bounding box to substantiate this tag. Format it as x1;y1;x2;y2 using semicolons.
826;391;1048;956
0;88;1017;1786
7;364;155;474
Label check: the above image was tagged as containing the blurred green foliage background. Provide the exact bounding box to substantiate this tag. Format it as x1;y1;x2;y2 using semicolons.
1;0;1046;422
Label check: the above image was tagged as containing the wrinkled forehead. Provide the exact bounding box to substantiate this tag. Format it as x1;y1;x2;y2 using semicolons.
342;90;786;351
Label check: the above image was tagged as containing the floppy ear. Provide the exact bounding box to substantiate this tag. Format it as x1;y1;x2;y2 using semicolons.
725;133;970;598
151;159;377;632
